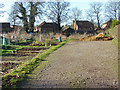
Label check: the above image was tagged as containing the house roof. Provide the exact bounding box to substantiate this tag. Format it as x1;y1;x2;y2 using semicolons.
37;21;58;28
62;26;69;31
74;20;94;28
102;21;109;25
101;20;112;29
102;19;112;25
62;26;74;32
37;21;46;27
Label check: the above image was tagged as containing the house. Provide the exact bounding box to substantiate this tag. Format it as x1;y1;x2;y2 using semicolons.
73;20;94;34
0;23;11;33
101;19;112;30
34;21;59;34
62;26;75;37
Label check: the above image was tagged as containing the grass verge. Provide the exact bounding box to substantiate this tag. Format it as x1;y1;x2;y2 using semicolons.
112;38;119;45
2;39;73;88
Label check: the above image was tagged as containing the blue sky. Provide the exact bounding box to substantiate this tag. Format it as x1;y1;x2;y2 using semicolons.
0;0;109;26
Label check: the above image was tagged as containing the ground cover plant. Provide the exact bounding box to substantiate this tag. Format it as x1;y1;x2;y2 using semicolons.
2;39;72;88
1;62;22;75
1;44;50;85
2;46;49;72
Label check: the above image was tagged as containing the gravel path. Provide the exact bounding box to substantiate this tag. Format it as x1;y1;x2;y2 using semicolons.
20;41;118;88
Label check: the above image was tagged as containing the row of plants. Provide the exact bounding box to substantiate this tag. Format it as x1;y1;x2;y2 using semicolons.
2;39;73;88
1;44;51;55
1;46;23;55
31;39;59;46
1;62;22;75
11;38;35;45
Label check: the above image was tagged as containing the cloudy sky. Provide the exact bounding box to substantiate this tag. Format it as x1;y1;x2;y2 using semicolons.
0;0;110;26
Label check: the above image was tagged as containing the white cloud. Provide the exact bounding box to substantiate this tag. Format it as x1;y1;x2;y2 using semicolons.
0;12;9;22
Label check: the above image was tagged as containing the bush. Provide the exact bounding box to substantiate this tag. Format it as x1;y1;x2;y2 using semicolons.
111;19;120;28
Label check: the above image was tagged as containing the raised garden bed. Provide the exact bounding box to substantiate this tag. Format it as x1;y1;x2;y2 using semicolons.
1;46;50;79
2;47;49;61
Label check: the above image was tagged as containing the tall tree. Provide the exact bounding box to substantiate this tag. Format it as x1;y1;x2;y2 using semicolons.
86;9;95;24
10;2;44;33
29;2;43;32
104;1;119;20
46;1;70;32
89;2;102;29
71;7;82;21
17;2;29;32
8;2;19;26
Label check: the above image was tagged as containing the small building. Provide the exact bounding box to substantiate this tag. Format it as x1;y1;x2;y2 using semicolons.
62;27;75;37
0;23;11;33
101;19;112;30
73;20;94;34
34;21;59;34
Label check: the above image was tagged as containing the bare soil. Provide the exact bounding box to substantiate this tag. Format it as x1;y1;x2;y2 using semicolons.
20;41;118;88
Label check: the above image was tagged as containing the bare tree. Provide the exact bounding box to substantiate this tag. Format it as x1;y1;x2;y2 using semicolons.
10;2;44;33
89;2;102;29
17;2;29;32
8;2;19;26
46;1;70;32
29;2;44;32
104;1;119;20
71;7;82;21
86;9;95;24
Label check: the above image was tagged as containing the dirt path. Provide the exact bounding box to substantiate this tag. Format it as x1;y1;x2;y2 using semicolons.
20;41;118;88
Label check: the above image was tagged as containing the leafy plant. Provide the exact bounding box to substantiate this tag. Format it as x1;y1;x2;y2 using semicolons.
111;19;120;28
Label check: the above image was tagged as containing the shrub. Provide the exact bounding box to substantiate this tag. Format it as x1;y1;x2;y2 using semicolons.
111;19;120;28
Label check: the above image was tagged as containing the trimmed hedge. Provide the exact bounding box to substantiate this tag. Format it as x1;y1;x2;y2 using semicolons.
2;39;72;88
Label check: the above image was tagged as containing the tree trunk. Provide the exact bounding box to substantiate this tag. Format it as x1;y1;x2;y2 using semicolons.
97;14;100;30
57;13;61;33
29;2;35;33
18;3;29;33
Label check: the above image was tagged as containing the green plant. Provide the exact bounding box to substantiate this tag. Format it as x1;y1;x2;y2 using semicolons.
45;40;48;47
2;39;73;88
112;37;118;45
111;19;120;28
